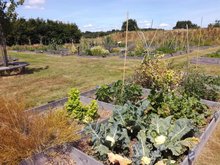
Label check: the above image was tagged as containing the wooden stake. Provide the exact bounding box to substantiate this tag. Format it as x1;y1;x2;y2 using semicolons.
186;24;190;74
196;17;203;69
122;12;129;96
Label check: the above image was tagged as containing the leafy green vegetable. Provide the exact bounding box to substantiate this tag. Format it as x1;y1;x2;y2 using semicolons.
148;89;210;126
85;101;198;164
95;80;143;105
65;88;98;123
182;72;220;101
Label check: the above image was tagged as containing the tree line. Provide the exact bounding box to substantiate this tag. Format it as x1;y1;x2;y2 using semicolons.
5;18;220;45
6;18;82;46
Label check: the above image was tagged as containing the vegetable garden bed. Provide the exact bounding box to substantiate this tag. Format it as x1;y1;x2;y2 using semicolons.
26;95;114;124
20;143;103;165
74;101;220;165
21;85;220;165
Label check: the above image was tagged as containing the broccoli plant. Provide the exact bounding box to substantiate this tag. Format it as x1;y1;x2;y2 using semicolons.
65;88;98;123
95;80;143;105
85;101;199;164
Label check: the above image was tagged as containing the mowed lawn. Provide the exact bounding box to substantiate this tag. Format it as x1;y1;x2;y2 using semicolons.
0;52;140;108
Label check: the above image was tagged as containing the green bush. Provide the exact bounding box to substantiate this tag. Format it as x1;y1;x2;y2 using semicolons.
65;88;98;123
90;46;110;57
95;80;143;105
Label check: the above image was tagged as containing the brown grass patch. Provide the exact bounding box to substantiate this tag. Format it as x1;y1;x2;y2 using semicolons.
0;97;81;164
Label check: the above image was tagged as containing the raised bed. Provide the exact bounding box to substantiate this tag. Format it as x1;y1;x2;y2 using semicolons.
26;95;114;115
20;144;103;165
81;86;150;103
191;57;220;65
22;92;115;164
182;110;220;165
22;86;220;165
81;86;219;110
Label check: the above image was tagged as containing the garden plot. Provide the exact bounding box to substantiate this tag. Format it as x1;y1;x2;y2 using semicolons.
191;49;220;65
74;100;220;165
81;80;150;106
27;90;114;126
15;82;220;165
21;143;102;165
19;89;114;165
191;57;220;65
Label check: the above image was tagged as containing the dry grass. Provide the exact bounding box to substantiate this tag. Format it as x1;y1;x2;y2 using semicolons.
110;28;220;47
0;97;81;164
194;123;220;165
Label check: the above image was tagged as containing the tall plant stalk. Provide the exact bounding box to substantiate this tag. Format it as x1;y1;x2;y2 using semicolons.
122;12;129;97
196;17;203;69
186;24;190;75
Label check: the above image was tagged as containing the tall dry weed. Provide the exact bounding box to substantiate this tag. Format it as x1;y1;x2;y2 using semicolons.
0;97;81;164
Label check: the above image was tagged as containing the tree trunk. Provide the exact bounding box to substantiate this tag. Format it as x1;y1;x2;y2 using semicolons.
0;23;8;66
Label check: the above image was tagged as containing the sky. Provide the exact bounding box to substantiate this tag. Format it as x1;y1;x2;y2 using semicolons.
16;0;220;32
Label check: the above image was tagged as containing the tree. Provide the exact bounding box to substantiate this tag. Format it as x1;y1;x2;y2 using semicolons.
0;0;24;66
208;20;220;28
173;20;199;29
121;19;138;31
7;18;82;45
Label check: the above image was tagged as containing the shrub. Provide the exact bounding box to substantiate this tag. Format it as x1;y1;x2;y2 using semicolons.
133;57;182;90
134;41;146;56
111;47;121;53
95;80;143;105
65;88;98;123
90;46;110;57
0;97;80;164
64;43;77;53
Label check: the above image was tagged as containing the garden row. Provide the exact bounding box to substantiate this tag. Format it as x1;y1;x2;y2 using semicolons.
12;56;219;165
8;34;219;58
191;49;220;65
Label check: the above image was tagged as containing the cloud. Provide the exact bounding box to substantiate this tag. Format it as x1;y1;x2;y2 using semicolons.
83;24;93;28
139;20;152;28
159;23;170;27
24;0;45;9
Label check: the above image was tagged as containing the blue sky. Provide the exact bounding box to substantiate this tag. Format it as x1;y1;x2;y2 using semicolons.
17;0;220;32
